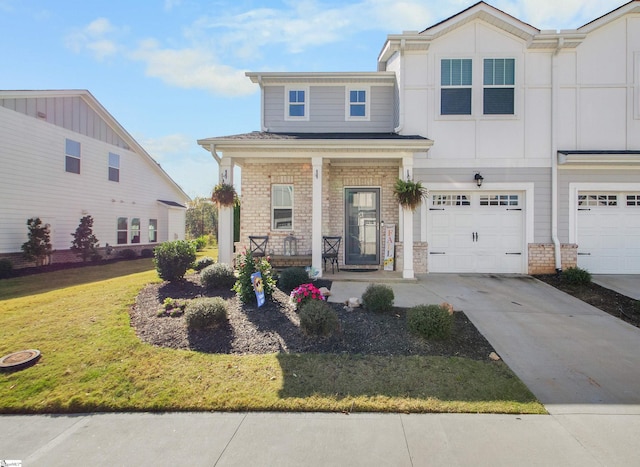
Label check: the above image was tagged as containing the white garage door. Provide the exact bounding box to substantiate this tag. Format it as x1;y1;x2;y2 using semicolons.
577;193;640;274
427;192;524;273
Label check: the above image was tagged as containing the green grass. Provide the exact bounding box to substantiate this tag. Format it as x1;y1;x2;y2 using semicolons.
0;249;544;414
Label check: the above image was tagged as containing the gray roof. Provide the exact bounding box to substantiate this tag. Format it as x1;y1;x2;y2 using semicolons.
158;200;187;208
205;131;430;141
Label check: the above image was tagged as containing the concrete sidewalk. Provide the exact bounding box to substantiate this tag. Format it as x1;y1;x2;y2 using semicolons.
2;411;640;466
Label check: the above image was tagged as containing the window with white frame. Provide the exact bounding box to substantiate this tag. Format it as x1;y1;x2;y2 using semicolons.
483;58;515;115
117;217;128;244
480;194;519;206
131;218;141;244
346;87;369;119
108;152;120;182
441;59;472;115
65;139;81;174
285;87;308;120
149;219;158;243
272;185;293;230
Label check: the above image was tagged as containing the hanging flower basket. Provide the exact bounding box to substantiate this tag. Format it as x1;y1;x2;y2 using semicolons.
211;183;237;207
393;178;427;211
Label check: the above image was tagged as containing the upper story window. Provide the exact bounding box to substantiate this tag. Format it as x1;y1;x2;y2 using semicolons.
441;58;472;115
285;87;308;120
272;184;293;230
65;139;81;174
346;87;369;120
108;152;120;182
483;58;515;115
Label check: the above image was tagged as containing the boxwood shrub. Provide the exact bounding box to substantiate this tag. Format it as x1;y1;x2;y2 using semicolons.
299;300;339;337
200;263;236;290
185;297;228;330
361;283;394;313
153;240;196;282
407;304;454;340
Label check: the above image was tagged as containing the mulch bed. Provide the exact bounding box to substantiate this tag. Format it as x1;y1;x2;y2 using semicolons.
130;274;496;359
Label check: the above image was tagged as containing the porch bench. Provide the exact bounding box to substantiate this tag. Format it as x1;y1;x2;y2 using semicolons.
269;255;312;269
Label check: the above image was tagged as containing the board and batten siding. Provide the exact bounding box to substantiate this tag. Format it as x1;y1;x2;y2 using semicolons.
0;104;187;255
263;85;395;133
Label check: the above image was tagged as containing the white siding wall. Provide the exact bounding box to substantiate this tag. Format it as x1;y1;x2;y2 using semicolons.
0;105;187;254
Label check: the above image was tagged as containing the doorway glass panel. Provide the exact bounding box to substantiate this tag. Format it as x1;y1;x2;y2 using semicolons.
345;188;380;265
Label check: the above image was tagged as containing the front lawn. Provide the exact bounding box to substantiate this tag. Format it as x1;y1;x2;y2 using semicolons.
0;252;544;414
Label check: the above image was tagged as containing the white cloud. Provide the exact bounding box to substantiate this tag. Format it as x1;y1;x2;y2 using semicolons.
128;39;255;96
164;0;182;12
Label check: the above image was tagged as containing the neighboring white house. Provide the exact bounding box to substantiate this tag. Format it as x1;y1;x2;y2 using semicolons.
0;89;190;268
199;0;640;277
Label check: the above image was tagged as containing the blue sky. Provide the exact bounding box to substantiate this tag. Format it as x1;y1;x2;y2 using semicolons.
0;0;626;199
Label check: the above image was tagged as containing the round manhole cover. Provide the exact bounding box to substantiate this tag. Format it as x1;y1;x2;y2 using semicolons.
0;349;41;372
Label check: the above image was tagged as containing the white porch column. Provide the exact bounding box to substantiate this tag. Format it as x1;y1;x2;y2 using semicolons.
218;157;235;265
402;156;414;279
312;157;323;277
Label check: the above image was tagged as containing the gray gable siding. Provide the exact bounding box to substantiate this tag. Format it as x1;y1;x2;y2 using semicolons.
0;96;131;150
264;85;395;133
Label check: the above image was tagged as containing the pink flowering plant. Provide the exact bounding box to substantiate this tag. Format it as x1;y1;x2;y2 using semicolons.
290;283;326;311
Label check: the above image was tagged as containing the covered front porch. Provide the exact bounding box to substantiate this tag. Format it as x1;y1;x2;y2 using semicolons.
197;132;432;279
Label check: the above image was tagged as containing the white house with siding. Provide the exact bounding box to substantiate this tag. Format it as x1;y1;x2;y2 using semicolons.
200;1;640;277
0;89;189;268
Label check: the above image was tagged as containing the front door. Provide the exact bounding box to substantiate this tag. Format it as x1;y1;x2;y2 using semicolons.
345;188;380;265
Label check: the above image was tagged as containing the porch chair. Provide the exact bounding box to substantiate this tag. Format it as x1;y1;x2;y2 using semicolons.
322;236;342;273
249;236;269;258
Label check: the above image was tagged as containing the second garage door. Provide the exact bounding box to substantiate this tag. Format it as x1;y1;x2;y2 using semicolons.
427;192;525;273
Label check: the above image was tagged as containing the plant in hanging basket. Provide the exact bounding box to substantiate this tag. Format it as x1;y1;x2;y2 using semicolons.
393;178;427;211
211;183;237;207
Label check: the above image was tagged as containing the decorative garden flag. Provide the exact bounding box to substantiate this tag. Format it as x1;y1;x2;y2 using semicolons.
251;271;265;307
383;224;395;271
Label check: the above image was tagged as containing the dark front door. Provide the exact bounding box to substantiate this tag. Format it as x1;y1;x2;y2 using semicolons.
345;188;380;265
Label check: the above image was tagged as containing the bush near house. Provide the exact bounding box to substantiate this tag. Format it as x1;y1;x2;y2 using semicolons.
118;249;138;260
407;304;454;340
70;215;100;262
279;267;311;293
299;300;340;337
21;217;52;266
232;250;276;304
0;258;13;279
561;267;592;285
185;297;228;330
193;256;215;271
200;263;236;291
362;283;394;313
153;240;197;282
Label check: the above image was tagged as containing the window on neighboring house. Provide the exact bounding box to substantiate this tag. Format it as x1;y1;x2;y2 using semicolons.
441;59;472;115
117;217;128;244
131;218;140;244
108;152;120;182
347;89;368;119
272;185;293;230
149;219;158;243
287;89;306;119
65;139;81;174
483;58;515;115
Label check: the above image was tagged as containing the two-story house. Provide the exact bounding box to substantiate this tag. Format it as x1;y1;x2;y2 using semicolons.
0;90;189;268
199;1;640;278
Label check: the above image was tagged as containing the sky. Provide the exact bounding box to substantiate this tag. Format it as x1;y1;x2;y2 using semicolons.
0;0;627;199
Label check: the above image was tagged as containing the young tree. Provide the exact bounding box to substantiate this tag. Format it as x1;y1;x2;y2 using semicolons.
21;217;52;266
70;215;100;262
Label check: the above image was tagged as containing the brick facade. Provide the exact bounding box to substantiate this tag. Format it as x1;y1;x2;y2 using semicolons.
527;243;578;275
394;241;428;274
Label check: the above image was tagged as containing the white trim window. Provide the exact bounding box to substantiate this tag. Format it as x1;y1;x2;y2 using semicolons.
149;219;158;243
65;138;81;174
108;152;120;182
131;218;141;244
483;58;515;115
117;217;128;244
440;58;472;115
346;87;370;120
285;86;309;120
272;184;293;230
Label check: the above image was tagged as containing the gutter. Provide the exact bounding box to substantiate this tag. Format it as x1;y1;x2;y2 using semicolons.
551;37;564;272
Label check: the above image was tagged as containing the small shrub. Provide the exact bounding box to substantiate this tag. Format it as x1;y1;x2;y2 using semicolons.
193;256;215;271
185;297;228;330
70;215;99;262
361;283;394;313
157;297;187;317
0;258;13;279
141;249;154;258
232;250;276;304
561;266;591;285
153;240;197;282
290;283;326;311
193;235;208;251
299;300;339;337
278;267;310;293
407;304;454;340
118;248;137;260
200;263;236;290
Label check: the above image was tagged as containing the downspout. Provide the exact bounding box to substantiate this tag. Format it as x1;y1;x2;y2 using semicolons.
394;38;405;134
551;37;564;273
258;75;268;133
209;144;221;165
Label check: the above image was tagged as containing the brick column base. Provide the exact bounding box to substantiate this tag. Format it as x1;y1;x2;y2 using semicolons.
528;243;577;275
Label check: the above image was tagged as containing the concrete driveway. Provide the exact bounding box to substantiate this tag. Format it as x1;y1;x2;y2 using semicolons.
592;274;640;300
329;274;640;415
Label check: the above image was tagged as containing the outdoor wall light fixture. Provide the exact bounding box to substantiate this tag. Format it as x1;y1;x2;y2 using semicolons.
474;173;484;187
